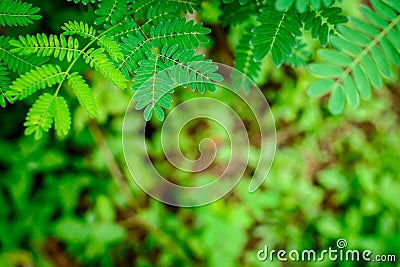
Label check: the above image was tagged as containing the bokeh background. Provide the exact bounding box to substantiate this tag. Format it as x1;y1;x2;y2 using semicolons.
0;0;399;266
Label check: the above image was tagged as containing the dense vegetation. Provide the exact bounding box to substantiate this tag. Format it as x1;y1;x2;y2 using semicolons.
0;0;399;266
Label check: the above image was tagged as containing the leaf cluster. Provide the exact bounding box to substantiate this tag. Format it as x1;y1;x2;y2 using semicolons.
307;0;400;114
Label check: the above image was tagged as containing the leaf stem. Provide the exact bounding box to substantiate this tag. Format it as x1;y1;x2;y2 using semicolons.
53;22;124;97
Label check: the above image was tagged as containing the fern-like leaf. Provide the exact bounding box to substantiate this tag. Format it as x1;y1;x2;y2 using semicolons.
62;21;97;37
130;0;201;20
10;34;80;63
220;0;266;27
94;0;128;26
67;0;98;5
67;73;98;117
104;16;139;41
0;36;48;74
0;0;41;27
118;18;210;77
8;65;65;100
142;2;178;22
274;0;335;13
62;21;123;60
149;18;211;48
118;31;151;78
0;62;10;107
24;93;56;140
107;3;178;41
301;7;348;46
251;7;302;66
54;96;71;136
83;48;127;89
133;45;223;121
307;0;400;114
231;31;262;92
282;39;311;67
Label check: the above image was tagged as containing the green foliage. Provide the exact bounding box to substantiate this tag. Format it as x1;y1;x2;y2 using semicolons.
83;48;127;89
8;65;66;100
0;0;399;133
274;0;335;13
68;0;98;5
231;31;262;91
117;18;211;78
220;0;264;27
129;0;201;19
10;34;81;62
132;44;223;121
62;21;124;61
0;62;10;107
54;96;72;136
307;0;400;114
24;93;56;140
221;1;347;67
68;72;98;118
0;36;48;74
1;1;400;266
251;8;303;66
0;0;215;138
94;0;128;26
0;0;41;27
301;7;348;46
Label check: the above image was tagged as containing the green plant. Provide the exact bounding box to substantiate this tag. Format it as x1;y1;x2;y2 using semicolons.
307;0;400;114
1;1;400;266
0;0;399;139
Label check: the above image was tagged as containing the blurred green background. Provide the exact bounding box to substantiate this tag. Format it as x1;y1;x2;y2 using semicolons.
1;0;399;266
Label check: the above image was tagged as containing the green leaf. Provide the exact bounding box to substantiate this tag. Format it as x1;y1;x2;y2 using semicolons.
361;54;382;89
133;45;222;121
275;0;335;13
308;63;343;77
24;93;56;139
275;0;294;12
0;0;41;27
62;21;124;61
301;7;348;46
91;222;126;243
54;96;71;136
307;1;400;115
371;0;397;20
318;50;352;66
95;0;127;26
342;76;359;108
154;105;165;121
0;36;48;74
353;64;371;100
83;48;127;89
130;0;201;20
360;6;388;29
67;0;97;5
379;37;400;66
0;62;10;107
330;35;362;55
307;79;335;97
251;8;302;66
370;45;392;77
9;64;65;100
67;73;98;117
336;25;371;47
10;34;80;62
329;85;345;115
95;195;115;222
55;218;89;243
